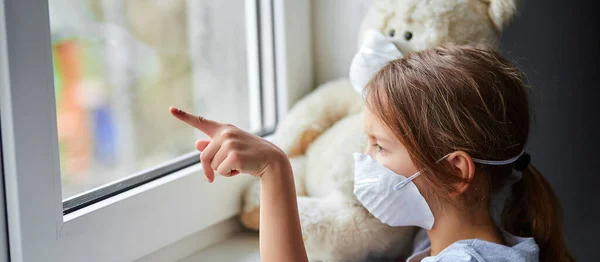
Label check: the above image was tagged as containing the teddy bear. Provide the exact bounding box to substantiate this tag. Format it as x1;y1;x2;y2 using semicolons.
239;0;519;261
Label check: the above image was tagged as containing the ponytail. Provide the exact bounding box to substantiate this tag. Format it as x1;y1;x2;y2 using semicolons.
503;163;574;261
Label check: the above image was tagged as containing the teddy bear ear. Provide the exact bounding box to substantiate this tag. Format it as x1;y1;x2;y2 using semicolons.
483;0;521;31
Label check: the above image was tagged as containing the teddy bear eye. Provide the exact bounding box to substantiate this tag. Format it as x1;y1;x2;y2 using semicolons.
404;31;413;41
388;29;396;37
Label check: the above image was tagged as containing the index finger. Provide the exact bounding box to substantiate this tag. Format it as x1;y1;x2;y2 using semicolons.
169;106;221;137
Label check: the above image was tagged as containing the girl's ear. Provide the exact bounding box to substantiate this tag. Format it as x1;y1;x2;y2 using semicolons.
445;151;476;196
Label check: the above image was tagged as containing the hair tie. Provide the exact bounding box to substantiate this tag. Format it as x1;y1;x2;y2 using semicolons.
513;152;530;171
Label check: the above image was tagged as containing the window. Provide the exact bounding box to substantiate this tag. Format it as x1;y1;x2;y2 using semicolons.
50;0;253;200
0;0;310;261
48;0;267;213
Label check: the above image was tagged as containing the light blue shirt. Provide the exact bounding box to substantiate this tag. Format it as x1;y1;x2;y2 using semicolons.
405;228;539;262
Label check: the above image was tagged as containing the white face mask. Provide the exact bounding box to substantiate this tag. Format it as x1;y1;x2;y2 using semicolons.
353;151;525;230
349;29;403;96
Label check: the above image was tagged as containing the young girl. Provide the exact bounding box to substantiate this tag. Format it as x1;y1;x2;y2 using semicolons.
169;44;573;261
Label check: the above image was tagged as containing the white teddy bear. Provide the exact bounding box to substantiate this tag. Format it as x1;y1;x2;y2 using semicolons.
240;0;519;261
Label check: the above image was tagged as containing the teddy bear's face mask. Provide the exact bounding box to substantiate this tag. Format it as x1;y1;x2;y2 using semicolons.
348;29;403;96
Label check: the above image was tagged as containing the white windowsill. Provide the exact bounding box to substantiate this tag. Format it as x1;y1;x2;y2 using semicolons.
178;232;260;262
136;216;260;262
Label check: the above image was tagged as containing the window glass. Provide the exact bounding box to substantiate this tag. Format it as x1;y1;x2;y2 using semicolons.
48;0;250;199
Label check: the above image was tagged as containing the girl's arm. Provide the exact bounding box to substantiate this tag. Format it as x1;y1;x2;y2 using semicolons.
169;107;308;262
260;154;308;262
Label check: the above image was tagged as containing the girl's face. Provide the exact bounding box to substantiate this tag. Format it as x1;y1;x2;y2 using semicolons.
364;107;446;220
363;108;422;184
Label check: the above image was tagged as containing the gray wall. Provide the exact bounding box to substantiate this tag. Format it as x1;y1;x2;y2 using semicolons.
311;0;599;260
500;0;598;260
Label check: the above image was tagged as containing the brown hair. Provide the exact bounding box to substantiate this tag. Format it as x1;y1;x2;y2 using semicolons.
364;43;573;261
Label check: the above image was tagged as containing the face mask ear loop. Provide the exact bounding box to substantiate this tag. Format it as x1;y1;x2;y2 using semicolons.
471;150;525;165
392;154;450;191
436;153;451;164
437;151;525;166
393;172;421;190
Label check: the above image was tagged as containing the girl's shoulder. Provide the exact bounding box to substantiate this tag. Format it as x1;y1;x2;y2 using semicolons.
421;230;539;262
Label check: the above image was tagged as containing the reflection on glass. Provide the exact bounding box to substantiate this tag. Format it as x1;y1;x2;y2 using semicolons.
48;0;250;199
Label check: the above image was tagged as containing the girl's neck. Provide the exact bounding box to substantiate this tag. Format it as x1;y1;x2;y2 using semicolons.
426;207;504;256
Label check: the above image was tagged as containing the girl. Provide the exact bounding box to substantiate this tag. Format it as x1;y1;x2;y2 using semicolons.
169;43;572;261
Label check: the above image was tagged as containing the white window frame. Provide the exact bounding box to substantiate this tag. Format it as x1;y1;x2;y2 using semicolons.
0;109;9;262
0;0;311;262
